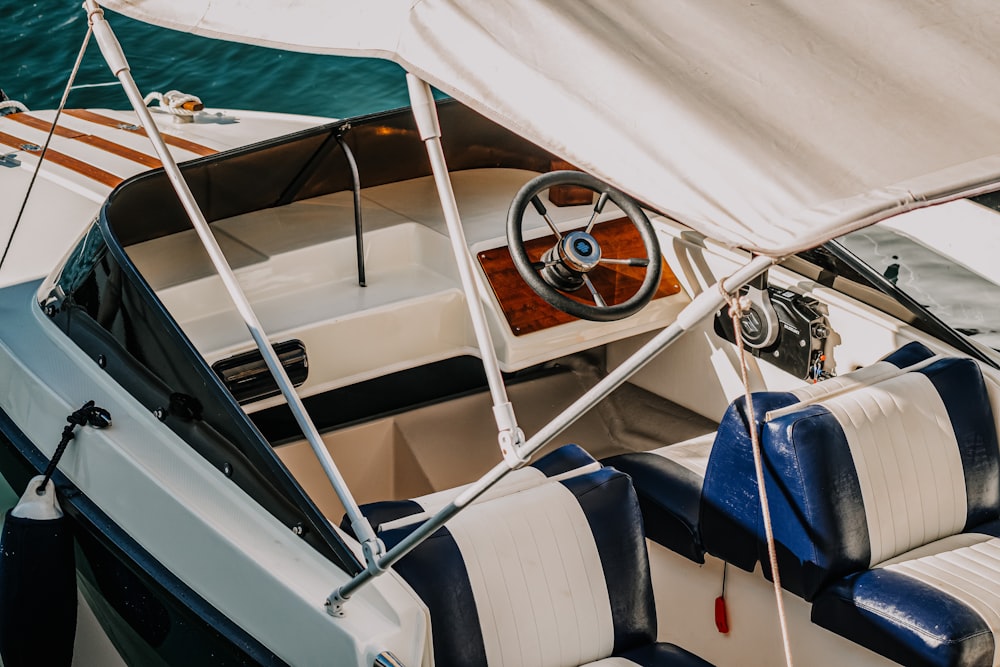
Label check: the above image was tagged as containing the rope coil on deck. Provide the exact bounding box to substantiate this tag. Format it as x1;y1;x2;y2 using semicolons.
143;90;204;120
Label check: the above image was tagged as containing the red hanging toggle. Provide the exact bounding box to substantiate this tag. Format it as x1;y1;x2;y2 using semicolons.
714;595;729;634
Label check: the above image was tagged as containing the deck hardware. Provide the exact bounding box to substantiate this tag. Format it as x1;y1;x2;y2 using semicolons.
40;286;65;317
324;597;344;618
292;523;305;536
197;111;238;124
0;152;19;167
335;126;366;287
37;401;111;493
115;123;140;131
168;392;202;421
374;652;406;667
18;143;40;152
212;339;307;404
96;354;106;369
222;462;233;477
153;407;167;421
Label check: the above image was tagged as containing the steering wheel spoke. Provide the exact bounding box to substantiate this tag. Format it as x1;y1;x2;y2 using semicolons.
530;195;563;239
530;256;563;271
507;170;661;322
584;192;610;234
581;275;608;308
598;256;651;267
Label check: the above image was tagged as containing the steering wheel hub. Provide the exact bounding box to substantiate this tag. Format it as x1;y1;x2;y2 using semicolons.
559;231;602;273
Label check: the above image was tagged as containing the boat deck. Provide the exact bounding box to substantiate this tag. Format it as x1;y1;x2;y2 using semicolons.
127;168;692;408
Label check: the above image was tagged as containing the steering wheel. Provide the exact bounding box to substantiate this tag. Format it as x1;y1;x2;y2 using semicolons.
506;170;662;322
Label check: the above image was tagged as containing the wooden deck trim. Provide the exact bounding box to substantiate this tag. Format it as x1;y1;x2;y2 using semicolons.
5;113;162;169
0;129;121;188
63;109;217;157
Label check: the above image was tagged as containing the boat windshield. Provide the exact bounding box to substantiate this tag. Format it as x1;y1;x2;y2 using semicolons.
837;196;1000;351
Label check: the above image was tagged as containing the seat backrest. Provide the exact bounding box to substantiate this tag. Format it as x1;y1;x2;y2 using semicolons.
700;341;937;571
343;443;599;536
761;356;1000;599
379;467;656;667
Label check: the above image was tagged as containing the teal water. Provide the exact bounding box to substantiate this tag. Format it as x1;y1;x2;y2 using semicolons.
7;4;410;118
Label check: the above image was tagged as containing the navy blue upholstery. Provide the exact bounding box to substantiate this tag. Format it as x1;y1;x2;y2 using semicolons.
926;361;1000;524
602;449;707;563
382;523;487;665
757;357;999;600
812;564;995;667
603;342;938;571
531;443;596;477
594;342;1000;667
341;443;597;537
881;340;940;368
378;467;713;666
757;402;870;598
811;519;1000;667
700;341;937;572
563;470;657;654
614;643;714;667
699;391;798;571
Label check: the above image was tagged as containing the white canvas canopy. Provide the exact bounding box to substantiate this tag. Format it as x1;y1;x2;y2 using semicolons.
99;0;1000;256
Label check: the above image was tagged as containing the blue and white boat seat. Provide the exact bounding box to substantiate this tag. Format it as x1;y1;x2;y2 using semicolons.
376;466;713;666
342;443;601;536
811;526;1000;667
751;354;999;597
601;432;714;563
603;341;936;568
760;356;1000;666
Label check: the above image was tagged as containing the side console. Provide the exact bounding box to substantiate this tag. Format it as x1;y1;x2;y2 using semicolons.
714;284;835;381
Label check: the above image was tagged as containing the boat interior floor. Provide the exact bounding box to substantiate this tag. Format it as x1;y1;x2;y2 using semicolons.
275;355;717;521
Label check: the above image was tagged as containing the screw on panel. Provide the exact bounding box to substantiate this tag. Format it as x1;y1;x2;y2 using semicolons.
97;354;107;368
153;407;167;421
222;462;233;477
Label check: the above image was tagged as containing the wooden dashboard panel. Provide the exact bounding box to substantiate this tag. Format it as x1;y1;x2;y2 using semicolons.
478;217;682;335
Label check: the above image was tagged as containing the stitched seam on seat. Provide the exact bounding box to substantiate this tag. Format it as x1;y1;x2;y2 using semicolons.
537;505;577;665
824;375;967;564
557;488;611;663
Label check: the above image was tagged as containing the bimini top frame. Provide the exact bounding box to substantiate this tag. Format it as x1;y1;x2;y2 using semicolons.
83;0;1000;620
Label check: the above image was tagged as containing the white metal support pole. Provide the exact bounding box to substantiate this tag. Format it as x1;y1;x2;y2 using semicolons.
405;74;526;467
327;253;777;612
84;2;383;564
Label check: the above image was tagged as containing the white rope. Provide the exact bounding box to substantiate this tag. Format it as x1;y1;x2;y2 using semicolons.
143;89;203;118
720;282;795;667
0;99;28;114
